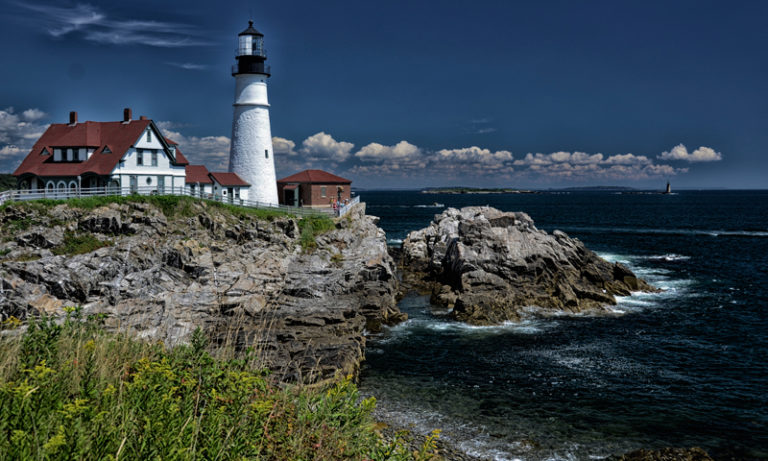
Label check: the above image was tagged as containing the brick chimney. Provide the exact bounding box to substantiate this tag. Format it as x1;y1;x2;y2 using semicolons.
123;107;132;123
68;111;78;126
139;115;148;120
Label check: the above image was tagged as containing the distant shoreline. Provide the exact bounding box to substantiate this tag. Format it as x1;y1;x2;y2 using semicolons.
420;188;539;194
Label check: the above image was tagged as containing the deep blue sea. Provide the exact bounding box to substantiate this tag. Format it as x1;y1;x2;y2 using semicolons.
357;190;768;461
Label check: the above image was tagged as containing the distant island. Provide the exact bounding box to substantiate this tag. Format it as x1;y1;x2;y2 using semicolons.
421;187;538;194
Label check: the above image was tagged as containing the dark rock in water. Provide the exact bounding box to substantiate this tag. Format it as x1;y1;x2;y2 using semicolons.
0;200;404;385
606;446;714;460
401;206;655;325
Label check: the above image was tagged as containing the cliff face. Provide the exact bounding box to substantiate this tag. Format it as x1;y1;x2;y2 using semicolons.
0;199;404;384
401;206;655;325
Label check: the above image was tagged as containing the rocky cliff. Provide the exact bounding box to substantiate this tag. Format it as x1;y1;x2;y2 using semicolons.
401;206;654;325
0;198;404;383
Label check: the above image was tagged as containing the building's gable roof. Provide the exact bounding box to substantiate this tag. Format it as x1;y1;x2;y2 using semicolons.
209;172;250;187
164;137;189;165
185;165;213;184
277;169;351;184
14;119;187;177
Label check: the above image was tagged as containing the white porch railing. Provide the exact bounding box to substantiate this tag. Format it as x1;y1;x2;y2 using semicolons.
336;195;360;218
0;186;337;218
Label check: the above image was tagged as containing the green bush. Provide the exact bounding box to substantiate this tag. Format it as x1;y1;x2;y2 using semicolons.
299;216;336;251
52;232;112;256
0;312;441;461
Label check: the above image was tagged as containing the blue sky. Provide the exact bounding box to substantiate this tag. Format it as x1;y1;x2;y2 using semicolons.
1;0;766;189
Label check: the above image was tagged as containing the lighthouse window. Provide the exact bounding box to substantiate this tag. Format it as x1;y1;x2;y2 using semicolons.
265;149;269;159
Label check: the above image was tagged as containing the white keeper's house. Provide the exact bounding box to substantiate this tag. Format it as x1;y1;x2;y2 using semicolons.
12;108;251;203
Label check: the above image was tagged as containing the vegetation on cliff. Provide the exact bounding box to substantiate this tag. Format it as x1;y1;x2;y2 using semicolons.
0;311;440;460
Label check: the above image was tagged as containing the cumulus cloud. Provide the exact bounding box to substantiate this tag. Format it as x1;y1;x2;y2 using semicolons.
299;132;354;163
0;107;49;171
157;122;230;171
355;141;421;162
136;125;708;185
436;146;512;166
17;3;209;47
658;144;722;162
272;137;297;156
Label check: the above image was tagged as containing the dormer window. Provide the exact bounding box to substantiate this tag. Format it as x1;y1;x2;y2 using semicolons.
102;146;112;154
41;147;50;156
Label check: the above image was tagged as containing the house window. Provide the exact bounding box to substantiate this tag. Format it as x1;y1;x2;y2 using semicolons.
190;184;196;194
151;150;158;166
265;149;269;159
147;130;152;142
53;149;62;161
146;177;152;185
137;150;144;165
321;186;327;197
66;148;73;162
40;147;49;156
102;146;112;154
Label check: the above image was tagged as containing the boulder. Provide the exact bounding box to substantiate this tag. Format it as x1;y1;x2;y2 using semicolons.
402;206;655;325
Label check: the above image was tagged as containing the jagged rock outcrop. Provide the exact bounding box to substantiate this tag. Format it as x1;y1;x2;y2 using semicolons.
401;206;654;325
0;199;404;384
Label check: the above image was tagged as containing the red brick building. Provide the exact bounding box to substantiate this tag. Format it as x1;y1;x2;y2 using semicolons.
276;169;351;207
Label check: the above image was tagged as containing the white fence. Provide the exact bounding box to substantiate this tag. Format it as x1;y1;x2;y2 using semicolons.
0;186;335;218
336;195;361;218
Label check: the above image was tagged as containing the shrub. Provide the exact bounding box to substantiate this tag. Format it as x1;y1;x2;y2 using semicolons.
51;232;112;256
299;216;336;251
0;312;441;461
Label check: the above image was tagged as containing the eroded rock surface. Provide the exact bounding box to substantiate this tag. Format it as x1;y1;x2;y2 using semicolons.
401;206;654;325
0;200;404;384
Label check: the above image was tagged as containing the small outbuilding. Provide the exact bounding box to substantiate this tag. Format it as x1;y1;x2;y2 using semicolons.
277;169;351;208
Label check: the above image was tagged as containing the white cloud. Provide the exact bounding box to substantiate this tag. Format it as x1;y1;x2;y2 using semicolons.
18;3;209;48
166;62;208;70
603;153;651;165
272;137;297;156
299;132;354;163
658;143;722;162
158;123;230;171
0;107;48;171
436;146;512;165
355;141;421;162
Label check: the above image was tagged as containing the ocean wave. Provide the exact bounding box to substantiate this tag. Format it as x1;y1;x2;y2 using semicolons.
644;253;691;262
560;226;768;238
387;238;403;245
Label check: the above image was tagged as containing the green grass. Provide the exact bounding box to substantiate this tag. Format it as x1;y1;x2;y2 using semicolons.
298;215;336;251
0;312;441;460
51;232;112;256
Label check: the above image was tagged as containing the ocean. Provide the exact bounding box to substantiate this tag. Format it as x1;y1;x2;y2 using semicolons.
357;190;768;461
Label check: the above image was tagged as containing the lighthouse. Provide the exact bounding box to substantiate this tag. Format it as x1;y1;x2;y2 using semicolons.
228;21;278;205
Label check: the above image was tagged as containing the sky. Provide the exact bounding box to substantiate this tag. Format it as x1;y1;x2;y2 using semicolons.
1;0;766;189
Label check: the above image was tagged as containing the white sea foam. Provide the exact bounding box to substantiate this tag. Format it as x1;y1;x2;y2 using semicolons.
387;238;403;245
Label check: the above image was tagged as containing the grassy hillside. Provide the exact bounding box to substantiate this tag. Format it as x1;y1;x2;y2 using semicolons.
0;312;440;460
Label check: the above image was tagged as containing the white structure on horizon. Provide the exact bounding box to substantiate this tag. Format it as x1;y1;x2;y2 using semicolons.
228;21;278;205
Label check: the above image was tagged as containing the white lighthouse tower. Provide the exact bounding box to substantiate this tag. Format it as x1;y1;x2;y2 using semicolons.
228;21;278;205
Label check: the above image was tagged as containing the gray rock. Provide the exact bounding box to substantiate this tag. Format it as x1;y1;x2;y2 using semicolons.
0;200;404;385
402;206;655;325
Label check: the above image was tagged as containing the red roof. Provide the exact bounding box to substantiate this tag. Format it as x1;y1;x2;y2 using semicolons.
14;119;186;177
277;169;351;184
209;172;250;187
185;165;213;184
